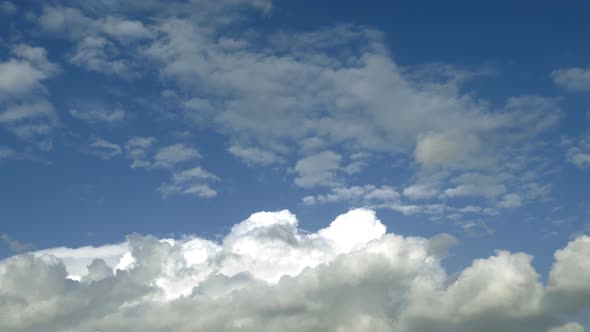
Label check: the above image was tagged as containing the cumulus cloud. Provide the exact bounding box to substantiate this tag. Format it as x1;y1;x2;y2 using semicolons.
0;209;588;331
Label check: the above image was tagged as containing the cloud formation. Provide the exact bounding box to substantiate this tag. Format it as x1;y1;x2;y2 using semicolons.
1;209;588;332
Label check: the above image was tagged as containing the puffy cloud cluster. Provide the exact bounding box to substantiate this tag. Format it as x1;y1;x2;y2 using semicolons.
19;1;562;216
0;209;588;331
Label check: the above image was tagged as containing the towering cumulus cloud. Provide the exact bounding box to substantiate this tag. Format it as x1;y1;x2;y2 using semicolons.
0;209;588;332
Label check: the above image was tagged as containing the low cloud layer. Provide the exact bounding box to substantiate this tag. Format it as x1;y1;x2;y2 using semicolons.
0;209;588;331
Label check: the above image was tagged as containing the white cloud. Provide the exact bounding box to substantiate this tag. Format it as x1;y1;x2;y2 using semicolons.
403;184;439;200
567;147;590;168
549;323;585;332
443;173;507;199
100;16;154;41
1;209;589;331
0;44;57;99
498;193;523;209
69;104;126;123
88;138;121;159
0;44;59;150
69;36;132;76
294;151;342;188
159;167;219;199
125;136;157;168
415;131;481;169
566;136;590;168
0;100;59;150
228;145;282;166
304;184;399;205
0;234;32;253
154;143;201;168
552;67;590;92
548;235;590;299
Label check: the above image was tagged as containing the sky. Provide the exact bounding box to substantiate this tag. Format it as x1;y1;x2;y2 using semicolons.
1;1;590;331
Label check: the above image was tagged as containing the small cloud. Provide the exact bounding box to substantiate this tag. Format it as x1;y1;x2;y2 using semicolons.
89;138;121;160
154;144;201;168
125;136;156;168
294;151;341;188
228;145;282;166
1;233;33;253
159;166;219;199
403;184;439;200
552;67;590;92
69;103;126;123
497;193;523;209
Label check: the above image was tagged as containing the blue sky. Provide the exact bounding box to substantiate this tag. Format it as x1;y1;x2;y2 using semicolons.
1;1;590;331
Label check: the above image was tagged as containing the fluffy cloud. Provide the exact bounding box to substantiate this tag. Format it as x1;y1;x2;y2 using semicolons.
0;209;588;331
295;151;342;188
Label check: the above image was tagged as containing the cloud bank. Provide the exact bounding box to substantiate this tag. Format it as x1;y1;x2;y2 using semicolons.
1;209;588;331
